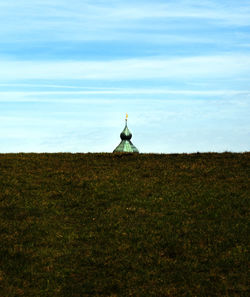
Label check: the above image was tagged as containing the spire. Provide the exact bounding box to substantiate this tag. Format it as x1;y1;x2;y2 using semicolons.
113;114;139;153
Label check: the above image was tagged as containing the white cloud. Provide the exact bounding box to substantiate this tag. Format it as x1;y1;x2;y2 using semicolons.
0;83;118;89
0;0;250;43
1;0;249;24
0;89;249;102
0;54;249;81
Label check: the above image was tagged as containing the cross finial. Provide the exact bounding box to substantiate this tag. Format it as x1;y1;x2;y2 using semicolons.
126;113;128;120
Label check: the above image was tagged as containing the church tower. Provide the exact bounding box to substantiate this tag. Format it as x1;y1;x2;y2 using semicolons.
113;114;139;153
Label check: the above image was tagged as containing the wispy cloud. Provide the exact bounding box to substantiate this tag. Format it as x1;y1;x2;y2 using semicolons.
0;0;250;43
0;89;249;102
1;54;250;80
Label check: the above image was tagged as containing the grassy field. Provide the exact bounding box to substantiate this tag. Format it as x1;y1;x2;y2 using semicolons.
0;153;249;297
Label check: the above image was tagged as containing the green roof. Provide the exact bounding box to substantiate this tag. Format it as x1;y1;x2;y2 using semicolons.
113;120;139;153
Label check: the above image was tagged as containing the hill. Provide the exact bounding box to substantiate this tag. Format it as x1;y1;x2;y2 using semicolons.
0;153;249;296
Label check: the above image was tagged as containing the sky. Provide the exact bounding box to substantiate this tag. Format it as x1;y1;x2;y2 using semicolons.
0;0;250;153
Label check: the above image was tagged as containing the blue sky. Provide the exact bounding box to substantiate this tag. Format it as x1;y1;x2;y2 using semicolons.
0;0;249;153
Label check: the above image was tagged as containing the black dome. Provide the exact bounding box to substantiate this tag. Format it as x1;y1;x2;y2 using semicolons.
120;123;132;140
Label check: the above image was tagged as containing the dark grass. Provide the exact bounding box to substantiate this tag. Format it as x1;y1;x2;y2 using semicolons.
0;152;249;296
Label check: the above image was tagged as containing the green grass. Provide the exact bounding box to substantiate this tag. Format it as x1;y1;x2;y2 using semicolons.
0;153;249;296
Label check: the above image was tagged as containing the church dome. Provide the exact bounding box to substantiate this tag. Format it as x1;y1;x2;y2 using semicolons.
120;123;132;140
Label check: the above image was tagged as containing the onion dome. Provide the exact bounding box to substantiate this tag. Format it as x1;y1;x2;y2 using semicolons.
120;121;132;140
113;115;139;153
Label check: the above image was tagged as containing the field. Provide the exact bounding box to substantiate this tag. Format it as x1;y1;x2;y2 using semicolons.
0;153;249;296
